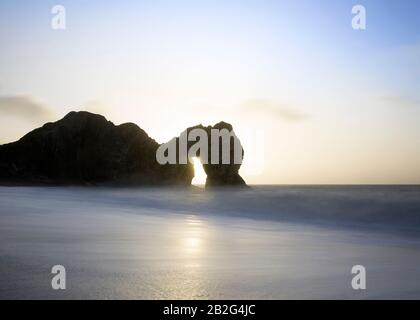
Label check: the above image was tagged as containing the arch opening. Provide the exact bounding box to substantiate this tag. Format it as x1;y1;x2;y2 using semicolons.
191;157;207;186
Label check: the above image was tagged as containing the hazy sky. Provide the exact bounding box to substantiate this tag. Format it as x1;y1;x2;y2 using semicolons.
0;0;419;184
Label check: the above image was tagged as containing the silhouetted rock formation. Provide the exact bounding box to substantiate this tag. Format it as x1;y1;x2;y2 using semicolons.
184;122;246;187
0;111;246;187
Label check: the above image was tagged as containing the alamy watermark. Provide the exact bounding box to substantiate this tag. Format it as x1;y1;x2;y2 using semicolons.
51;5;66;30
51;265;66;290
351;265;367;290
352;5;366;30
156;128;243;165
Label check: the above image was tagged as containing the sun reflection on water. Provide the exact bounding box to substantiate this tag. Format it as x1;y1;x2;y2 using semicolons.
154;214;210;299
181;215;205;256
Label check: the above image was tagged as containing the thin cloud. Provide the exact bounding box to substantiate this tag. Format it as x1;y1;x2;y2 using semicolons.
241;98;309;122
378;95;419;108
0;95;52;120
387;42;420;68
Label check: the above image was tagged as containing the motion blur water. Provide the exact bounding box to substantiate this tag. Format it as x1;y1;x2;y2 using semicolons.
1;186;420;299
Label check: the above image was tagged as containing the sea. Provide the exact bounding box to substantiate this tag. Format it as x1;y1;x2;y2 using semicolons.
1;185;420;299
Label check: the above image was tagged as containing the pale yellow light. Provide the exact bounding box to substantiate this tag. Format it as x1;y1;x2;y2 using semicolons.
191;157;207;186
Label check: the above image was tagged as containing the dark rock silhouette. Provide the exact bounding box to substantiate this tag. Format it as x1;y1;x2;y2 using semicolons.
0;111;246;187
183;123;246;187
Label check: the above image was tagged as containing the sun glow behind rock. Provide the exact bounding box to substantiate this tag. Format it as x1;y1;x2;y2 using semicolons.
191;157;207;186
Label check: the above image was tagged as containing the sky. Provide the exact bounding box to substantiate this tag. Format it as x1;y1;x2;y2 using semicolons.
0;0;419;184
